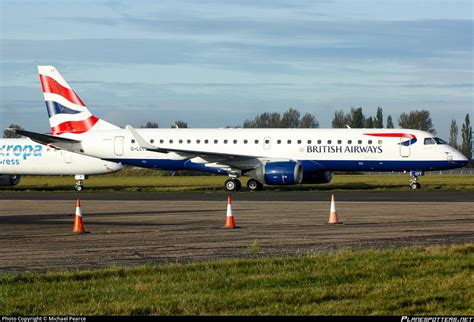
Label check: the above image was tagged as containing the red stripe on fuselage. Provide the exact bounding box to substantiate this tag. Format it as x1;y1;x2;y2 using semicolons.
40;74;86;107
364;133;415;139
51;116;99;135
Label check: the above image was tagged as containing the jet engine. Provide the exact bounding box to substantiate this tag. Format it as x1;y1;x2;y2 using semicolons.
0;175;21;186
301;171;333;184
250;161;303;185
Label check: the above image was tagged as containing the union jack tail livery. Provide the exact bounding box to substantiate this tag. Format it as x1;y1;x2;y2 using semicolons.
38;66;119;135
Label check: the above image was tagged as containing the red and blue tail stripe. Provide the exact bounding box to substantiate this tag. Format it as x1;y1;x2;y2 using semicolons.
40;74;86;107
38;66;119;135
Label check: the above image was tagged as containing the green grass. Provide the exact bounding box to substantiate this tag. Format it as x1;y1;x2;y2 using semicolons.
0;244;472;315
2;172;474;192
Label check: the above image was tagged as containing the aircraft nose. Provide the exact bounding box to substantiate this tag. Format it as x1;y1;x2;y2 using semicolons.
455;150;469;167
104;161;123;172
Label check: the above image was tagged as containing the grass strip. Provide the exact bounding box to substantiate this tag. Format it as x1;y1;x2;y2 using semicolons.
1;244;472;315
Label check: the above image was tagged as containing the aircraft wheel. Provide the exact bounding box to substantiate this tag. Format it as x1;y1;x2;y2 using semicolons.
75;184;84;192
410;182;420;190
224;179;241;192
247;179;263;191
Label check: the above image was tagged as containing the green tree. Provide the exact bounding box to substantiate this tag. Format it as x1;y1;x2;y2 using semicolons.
386;115;394;128
398;109;436;134
243;108;318;128
366;116;374;128
243;112;281;128
350;107;365;128
299;113;319;128
461;114;472;160
141;121;159;128
172;121;188;128
449;119;458;149
331;110;351;128
374;107;384;128
280;108;301;128
3;124;23;138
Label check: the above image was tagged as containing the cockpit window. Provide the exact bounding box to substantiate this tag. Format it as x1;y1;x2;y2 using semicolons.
424;138;435;145
433;137;447;144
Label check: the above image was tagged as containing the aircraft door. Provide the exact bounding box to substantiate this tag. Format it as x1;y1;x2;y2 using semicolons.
400;138;410;157
63;151;72;163
264;137;271;150
114;136;124;156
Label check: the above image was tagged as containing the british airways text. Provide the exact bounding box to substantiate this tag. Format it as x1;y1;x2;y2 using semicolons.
307;145;383;154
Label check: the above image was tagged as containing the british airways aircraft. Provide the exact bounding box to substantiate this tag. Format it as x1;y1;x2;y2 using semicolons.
0;138;123;190
15;66;469;192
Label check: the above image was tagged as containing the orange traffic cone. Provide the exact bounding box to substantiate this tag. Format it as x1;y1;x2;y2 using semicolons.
328;194;343;224
224;196;236;228
73;199;87;233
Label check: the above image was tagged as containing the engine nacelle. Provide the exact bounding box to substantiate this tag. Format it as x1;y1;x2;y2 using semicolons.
0;175;21;186
301;171;333;184
251;161;303;185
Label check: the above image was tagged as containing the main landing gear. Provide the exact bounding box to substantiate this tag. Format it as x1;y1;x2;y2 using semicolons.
224;177;264;192
246;178;264;191
75;174;88;191
409;171;423;190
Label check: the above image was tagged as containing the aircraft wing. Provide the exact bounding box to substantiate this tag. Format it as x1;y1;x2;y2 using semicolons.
12;129;83;152
126;125;288;172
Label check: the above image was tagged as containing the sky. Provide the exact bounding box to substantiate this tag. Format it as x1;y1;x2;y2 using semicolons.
0;0;473;138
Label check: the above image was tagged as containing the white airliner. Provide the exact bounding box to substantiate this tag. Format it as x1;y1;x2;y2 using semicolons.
14;66;469;191
0;137;123;190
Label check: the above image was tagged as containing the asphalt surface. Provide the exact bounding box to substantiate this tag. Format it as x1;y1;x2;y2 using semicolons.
0;190;473;202
0;194;472;272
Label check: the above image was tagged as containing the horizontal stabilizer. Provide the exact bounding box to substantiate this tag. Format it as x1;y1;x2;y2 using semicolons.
13;129;83;152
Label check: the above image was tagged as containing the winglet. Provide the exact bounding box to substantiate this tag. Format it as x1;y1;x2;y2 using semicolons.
125;125;161;151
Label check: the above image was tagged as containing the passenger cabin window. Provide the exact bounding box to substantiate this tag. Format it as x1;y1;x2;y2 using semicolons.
233;139;237;144
297;140;301;144
150;139;154;144
347;140;352;144
255;140;259;144
265;139;270;144
424;138;435;145
131;139;135;144
327;140;331;144
160;139;164;144
378;140;383;145
244;139;248;144
204;139;209;144
187;139;191;144
179;139;183;144
169;139;173;144
307;140;312;144
224;140;228;144
337;140;342;144
358;140;362;144
287;140;292;144
317;140;322;144
368;140;372;145
214;139;218;144
277;140;281;144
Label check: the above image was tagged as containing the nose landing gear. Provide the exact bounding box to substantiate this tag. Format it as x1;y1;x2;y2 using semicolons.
75;174;88;191
409;171;423;190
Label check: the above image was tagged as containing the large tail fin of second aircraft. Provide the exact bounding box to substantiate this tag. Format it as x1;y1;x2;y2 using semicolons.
38;66;119;135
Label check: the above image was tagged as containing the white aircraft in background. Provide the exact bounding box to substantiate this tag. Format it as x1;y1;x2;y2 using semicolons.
0;137;123;190
15;66;469;191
